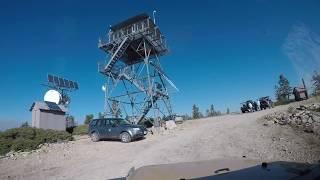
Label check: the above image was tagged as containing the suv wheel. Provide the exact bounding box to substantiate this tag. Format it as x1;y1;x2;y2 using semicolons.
120;132;131;143
91;132;100;142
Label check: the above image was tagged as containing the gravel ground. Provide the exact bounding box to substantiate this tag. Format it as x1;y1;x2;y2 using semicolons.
1;100;320;180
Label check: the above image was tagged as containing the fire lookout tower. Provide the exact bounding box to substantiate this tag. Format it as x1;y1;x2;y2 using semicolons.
98;13;178;125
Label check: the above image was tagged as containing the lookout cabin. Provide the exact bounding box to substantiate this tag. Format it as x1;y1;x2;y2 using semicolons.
98;13;168;66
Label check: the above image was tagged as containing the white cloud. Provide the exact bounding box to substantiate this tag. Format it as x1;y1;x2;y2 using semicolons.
282;23;320;88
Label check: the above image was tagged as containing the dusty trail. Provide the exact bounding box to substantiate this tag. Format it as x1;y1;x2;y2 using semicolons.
1;102;319;180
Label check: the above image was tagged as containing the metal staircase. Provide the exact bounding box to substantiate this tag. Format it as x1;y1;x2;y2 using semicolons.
137;95;159;124
121;72;146;92
104;36;131;72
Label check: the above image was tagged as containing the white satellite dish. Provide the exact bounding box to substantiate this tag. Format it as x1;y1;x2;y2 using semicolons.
44;90;61;104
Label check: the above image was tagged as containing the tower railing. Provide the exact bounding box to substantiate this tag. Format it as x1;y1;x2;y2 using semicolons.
99;27;168;55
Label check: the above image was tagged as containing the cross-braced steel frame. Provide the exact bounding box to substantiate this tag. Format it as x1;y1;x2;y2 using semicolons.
99;37;175;125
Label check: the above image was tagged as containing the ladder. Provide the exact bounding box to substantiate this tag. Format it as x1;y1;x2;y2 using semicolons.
104;36;131;72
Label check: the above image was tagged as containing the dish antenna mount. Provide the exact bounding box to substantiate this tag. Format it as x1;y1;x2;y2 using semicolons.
43;74;79;107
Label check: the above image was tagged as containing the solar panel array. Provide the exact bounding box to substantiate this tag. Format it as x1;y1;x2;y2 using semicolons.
45;101;62;111
48;74;79;90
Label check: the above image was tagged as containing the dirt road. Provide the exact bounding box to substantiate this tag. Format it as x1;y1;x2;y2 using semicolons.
1;102;320;180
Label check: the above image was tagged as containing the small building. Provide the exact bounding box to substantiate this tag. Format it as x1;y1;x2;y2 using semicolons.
293;87;308;101
30;101;67;131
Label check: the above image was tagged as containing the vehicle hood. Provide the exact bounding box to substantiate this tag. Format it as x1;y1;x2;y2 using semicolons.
125;159;320;180
122;124;145;129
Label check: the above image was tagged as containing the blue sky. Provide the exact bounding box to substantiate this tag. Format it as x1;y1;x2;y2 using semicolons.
1;0;320;130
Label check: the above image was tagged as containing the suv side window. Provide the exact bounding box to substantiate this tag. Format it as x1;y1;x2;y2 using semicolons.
97;119;106;126
90;119;97;126
109;119;116;126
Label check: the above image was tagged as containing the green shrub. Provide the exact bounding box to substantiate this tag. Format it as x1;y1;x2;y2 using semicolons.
0;138;12;155
0;127;73;156
72;125;88;135
11;138;37;152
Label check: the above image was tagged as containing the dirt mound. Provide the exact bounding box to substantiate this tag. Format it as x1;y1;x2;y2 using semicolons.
263;103;320;135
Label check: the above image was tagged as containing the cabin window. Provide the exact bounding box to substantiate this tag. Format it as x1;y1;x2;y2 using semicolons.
143;19;148;29
132;24;135;33
138;22;142;30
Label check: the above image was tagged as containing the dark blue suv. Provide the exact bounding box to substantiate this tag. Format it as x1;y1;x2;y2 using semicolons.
88;118;147;143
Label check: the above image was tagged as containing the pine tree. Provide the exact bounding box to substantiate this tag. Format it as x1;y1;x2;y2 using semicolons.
275;74;292;101
192;104;200;119
210;104;215;116
206;109;210;117
84;114;94;124
20;121;29;128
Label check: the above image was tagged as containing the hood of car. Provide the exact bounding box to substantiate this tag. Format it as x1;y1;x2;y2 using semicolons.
122;124;145;129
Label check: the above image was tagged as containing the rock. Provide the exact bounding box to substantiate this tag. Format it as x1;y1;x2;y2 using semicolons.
20;152;30;158
297;105;307;110
313;124;320;135
301;116;309;124
165;120;177;130
296;111;305;117
304;123;313;133
312;115;320;123
278;115;290;125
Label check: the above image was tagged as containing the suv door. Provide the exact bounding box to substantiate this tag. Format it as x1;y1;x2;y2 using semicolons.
96;119;108;139
108;119;122;139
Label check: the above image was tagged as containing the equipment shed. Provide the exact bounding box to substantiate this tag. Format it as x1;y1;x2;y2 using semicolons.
30;101;67;131
293;87;308;101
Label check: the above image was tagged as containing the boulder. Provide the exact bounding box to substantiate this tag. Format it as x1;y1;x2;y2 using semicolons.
313;124;320;135
165;120;177;130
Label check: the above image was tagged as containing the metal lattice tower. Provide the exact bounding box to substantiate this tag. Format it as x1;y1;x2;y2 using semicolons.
98;13;178;125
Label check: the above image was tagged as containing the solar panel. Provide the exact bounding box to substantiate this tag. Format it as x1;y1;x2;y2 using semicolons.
64;79;70;88
53;76;59;85
74;82;79;89
70;81;75;88
58;78;65;87
46;74;78;90
48;74;54;83
45;101;62;111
